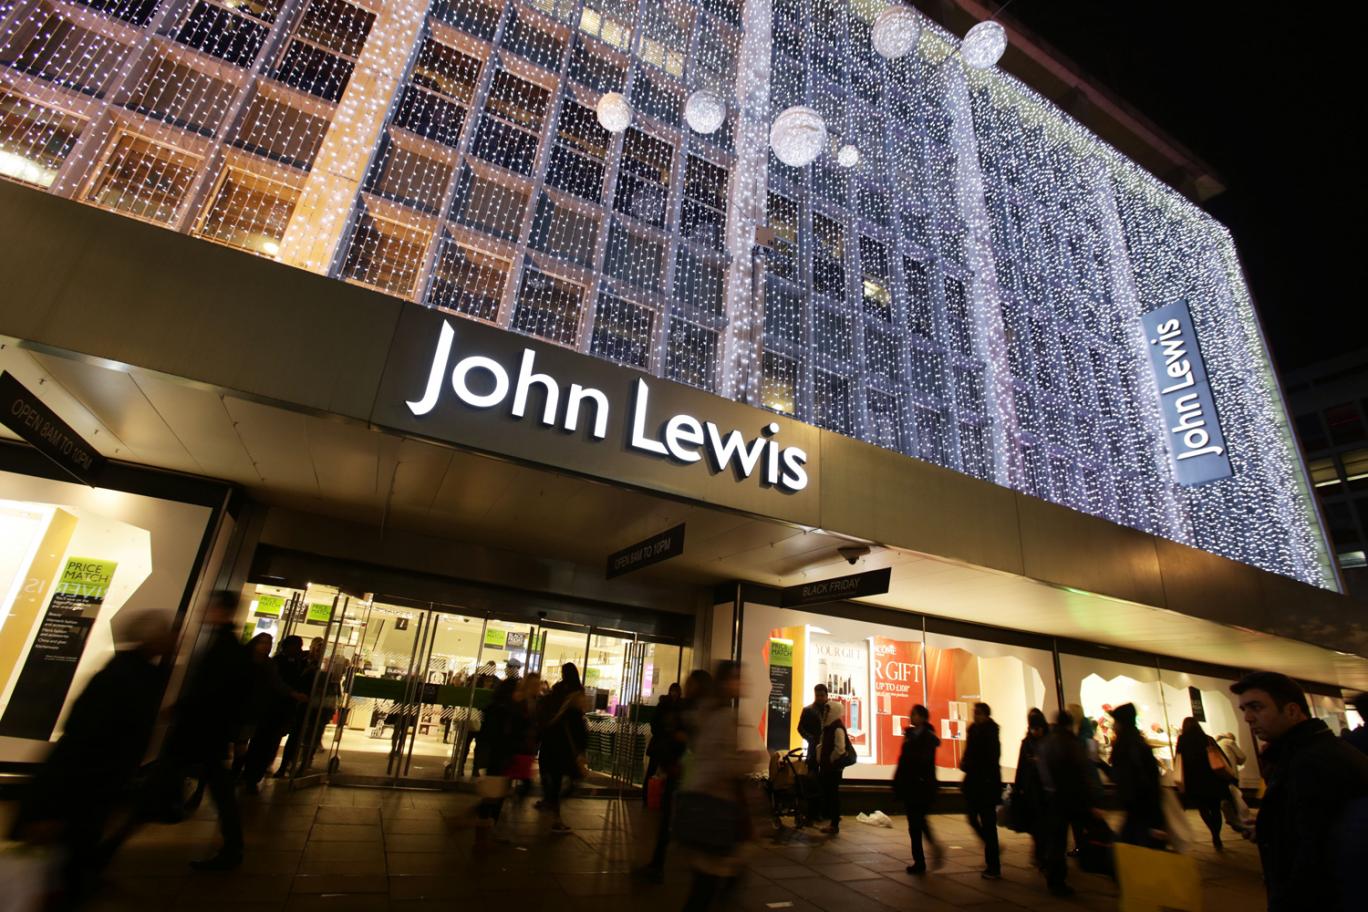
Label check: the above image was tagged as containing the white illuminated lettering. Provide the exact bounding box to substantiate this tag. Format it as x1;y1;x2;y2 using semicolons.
406;320;454;416
451;355;508;409
629;379;668;456
511;349;559;426
664;414;705;462
566;384;609;439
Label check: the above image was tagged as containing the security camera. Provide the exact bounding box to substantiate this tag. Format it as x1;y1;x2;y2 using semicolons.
837;545;871;565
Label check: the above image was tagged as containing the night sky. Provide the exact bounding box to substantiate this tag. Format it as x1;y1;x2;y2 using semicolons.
1002;1;1363;373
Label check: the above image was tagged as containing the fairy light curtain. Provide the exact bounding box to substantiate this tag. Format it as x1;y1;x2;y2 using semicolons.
0;0;1333;588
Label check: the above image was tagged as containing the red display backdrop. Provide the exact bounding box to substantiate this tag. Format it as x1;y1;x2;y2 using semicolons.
924;646;976;773
872;636;925;766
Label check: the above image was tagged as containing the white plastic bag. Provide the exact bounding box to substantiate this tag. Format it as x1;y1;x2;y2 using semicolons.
855;810;894;828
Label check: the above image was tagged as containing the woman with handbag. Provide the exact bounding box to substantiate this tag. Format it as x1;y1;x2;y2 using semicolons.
1175;717;1232;849
537;663;588;834
674;663;764;911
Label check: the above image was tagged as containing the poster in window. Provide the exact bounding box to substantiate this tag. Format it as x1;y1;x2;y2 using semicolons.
872;635;924;766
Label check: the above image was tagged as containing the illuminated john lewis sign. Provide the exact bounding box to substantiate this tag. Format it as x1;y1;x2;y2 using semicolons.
1142;300;1233;486
404;320;810;492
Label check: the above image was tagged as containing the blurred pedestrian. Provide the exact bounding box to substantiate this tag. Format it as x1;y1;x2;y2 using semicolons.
1065;703;1104;857
644;682;683;793
238;634;306;792
1232;671;1368;911
473;667;533;848
1107;702;1164;848
164;591;251;870
1011;708;1049;865
797;683;829;822
537;662;588;834
638;678;692;882
675;663;761;912
1175;717;1231;849
959;702;1002;879
10;612;173;907
1037;710;1095;898
1214;731;1254;837
817;700;851;835
894;704;942;874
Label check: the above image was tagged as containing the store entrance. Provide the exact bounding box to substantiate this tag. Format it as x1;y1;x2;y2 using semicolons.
245;583;689;789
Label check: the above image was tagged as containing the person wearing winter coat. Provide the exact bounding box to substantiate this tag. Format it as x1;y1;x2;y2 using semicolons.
1037;711;1096;898
1011;709;1049;864
1107;702;1164;848
958;702;1002;878
893;704;943;874
1214;731;1254;836
1232;671;1368;912
1175;716;1232;849
537;662;588;834
817;700;851;835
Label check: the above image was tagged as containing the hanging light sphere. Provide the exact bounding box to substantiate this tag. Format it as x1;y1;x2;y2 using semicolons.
684;90;726;135
961;20;1007;69
769;106;827;168
596;92;632;133
872;5;922;60
837;144;859;168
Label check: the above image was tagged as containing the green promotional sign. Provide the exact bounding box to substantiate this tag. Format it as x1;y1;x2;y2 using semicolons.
55;558;117;600
255;595;284;617
307;602;332;624
484;628;506;649
769;638;794;667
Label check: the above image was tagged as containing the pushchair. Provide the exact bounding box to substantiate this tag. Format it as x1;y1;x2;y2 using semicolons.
765;747;818;830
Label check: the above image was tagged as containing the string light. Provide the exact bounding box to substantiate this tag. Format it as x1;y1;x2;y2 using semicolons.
0;0;1331;588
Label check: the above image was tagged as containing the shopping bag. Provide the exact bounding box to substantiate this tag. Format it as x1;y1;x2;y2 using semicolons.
1160;786;1195;853
1114;842;1203;912
647;775;666;810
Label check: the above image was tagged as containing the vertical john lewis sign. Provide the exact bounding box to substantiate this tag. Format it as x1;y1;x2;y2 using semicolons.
1142;301;1233;486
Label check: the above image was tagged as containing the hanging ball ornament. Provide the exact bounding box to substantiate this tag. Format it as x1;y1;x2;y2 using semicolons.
837;144;859;168
596;92;632;133
961;20;1007;69
769;106;828;168
872;5;922;60
684;90;726;135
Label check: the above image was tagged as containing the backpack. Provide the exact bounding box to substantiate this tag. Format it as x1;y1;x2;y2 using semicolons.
835;722;858;769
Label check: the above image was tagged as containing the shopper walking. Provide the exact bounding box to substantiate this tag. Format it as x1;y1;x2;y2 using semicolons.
1010;709;1049;865
894;704;942;874
1214;731;1254;837
1175;716;1232;849
1108;702;1165;848
817;701;852;835
10;612;173;908
674;663;761;912
165;591;251;870
959;702;1002;878
1231;671;1368;911
537;662;588;834
638;678;692;882
473;668;532;848
643;682;683;793
238;634;306;791
1037;710;1095;898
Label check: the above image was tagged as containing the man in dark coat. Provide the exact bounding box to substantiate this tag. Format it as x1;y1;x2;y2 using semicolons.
894;704;942;874
797;684;829;821
1108;702;1164;848
164;591;251;870
11;612;173;906
1232;671;1368;912
959;702;1002;878
1037;711;1095;897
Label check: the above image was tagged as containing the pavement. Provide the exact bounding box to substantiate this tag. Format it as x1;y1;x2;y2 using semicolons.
65;783;1266;911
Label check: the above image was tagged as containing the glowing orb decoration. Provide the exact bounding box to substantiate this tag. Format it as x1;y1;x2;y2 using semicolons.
596;92;631;133
962;20;1007;69
837;144;859;168
769;106;827;168
872;6;922;60
684;90;726;135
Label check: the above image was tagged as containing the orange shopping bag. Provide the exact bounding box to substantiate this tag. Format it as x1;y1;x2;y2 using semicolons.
1114;842;1203;912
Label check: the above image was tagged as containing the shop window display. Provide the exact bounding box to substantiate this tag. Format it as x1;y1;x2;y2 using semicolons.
1310;691;1348;735
923;631;1057;782
740;601;926;779
1061;652;1173;769
1156;666;1258;788
0;469;214;762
